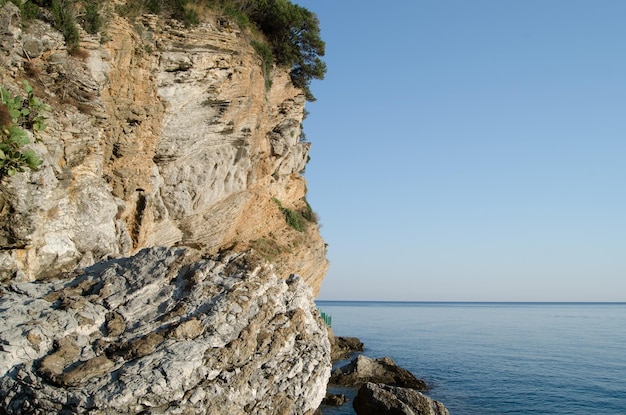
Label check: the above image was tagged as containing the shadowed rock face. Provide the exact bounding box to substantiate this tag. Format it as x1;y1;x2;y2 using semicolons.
353;383;450;415
0;247;331;414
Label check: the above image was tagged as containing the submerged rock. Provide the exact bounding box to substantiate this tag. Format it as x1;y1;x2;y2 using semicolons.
353;382;449;415
330;355;428;390
0;247;331;414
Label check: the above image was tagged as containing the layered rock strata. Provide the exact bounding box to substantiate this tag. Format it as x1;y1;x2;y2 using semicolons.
0;247;331;414
1;2;331;414
0;2;328;293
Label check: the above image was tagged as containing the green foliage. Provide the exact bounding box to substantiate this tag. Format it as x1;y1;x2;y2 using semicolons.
244;0;325;101
119;0;199;27
272;197;316;232
283;207;306;232
251;39;274;89
0;81;49;180
3;0;41;20
212;0;253;29
18;0;98;50
299;198;317;223
53;0;80;50
83;0;104;34
207;0;326;100
12;0;326;98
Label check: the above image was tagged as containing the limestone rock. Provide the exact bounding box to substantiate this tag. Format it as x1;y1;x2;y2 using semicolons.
330;355;428;390
0;4;328;294
353;383;450;415
0;3;21;70
0;247;331;414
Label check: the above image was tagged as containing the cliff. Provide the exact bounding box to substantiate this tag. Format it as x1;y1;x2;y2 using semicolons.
0;1;328;293
0;2;330;413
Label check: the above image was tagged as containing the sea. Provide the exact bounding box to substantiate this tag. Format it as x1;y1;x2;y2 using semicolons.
315;301;626;415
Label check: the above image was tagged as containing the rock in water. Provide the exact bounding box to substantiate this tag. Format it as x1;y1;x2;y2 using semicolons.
330;355;428;390
0;247;331;414
353;382;449;415
328;328;364;361
322;393;349;406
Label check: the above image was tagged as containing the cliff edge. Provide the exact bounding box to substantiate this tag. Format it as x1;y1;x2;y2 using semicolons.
0;2;330;413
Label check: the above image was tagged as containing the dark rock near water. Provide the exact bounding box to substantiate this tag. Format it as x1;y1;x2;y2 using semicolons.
329;328;364;361
319;341;451;415
322;392;349;406
353;382;450;415
330;355;428;390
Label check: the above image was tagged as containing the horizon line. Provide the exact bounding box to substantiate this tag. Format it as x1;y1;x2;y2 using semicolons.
315;299;626;304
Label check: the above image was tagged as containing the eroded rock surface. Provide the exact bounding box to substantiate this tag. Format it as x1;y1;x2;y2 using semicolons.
353;383;449;415
0;247;331;414
0;3;328;293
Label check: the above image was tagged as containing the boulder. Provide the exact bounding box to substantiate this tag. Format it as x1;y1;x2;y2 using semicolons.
328;328;364;361
330;355;428;390
0;247;331;414
353;382;449;415
322;392;349;406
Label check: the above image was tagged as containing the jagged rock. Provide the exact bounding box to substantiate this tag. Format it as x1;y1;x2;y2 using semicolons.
330;355;428;390
328;328;364;361
0;247;331;414
353;383;449;415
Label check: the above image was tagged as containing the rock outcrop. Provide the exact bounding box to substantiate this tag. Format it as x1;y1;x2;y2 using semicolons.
328;329;364;361
1;2;331;414
0;247;331;414
0;2;328;294
330;355;428;390
353;383;449;415
322;393;349;406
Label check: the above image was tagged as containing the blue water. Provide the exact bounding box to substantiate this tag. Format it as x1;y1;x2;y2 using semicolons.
316;301;626;415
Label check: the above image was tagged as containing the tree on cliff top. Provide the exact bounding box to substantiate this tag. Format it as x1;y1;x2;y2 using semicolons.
243;0;326;101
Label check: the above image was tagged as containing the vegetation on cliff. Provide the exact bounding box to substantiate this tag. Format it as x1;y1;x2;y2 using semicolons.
235;0;326;101
1;0;325;100
272;197;317;233
0;81;48;179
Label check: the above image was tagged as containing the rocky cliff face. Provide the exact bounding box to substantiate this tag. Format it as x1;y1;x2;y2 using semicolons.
1;2;330;413
0;2;328;294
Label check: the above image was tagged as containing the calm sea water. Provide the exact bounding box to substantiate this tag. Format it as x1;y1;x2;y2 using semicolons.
316;301;626;415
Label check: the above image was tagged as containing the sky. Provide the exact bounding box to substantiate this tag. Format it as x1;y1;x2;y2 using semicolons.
294;0;626;302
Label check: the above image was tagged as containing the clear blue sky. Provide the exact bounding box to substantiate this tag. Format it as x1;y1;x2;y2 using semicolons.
295;0;626;302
